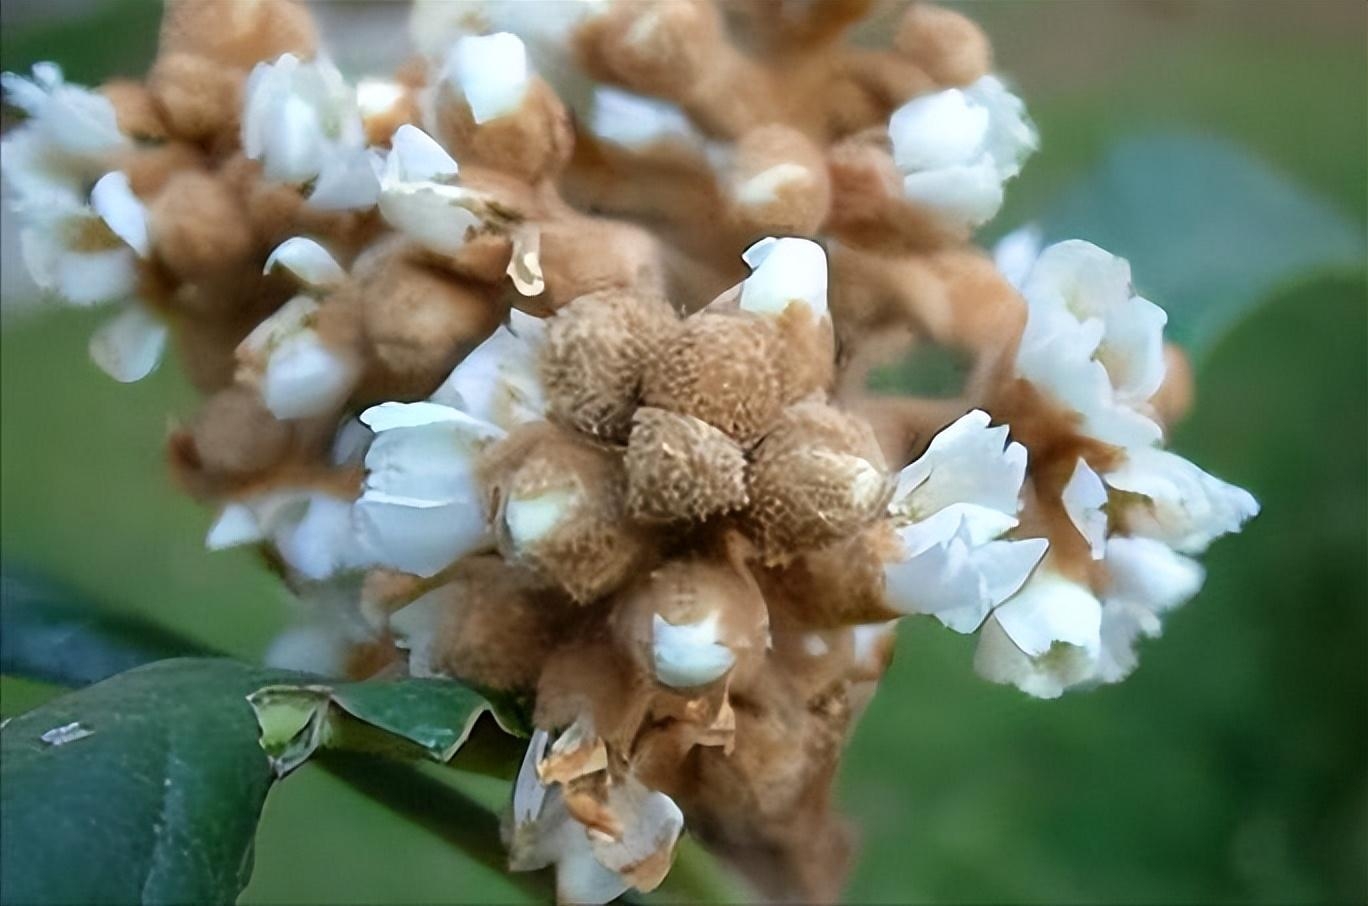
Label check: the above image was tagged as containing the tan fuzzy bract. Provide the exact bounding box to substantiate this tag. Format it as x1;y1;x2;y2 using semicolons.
642;312;785;446
540;289;678;442
745;401;892;561
625;407;748;523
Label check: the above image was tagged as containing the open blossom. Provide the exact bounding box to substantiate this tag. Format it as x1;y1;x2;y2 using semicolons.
429;309;547;431
377;124;490;256
884;410;1048;632
237;237;359;420
1015;239;1169;448
242;53;379;209
353;401;504;578
888;75;1037;230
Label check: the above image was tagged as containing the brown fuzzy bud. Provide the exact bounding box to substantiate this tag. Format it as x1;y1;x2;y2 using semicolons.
435;77;573;185
389;555;571;692
149;170;254;280
757;525;902;629
177;384;293;484
575;0;721;99
610;555;769;691
894;3;992;87
538;216;667;309
480;423;651;603
540;289;678;441
726;125;831;237
354;255;502;399
159;0;317;69
100;80;168;141
745;401;892;561
147;52;242;144
642;312;784;446
775;303;836;403
120;141;205;199
625;407;748;523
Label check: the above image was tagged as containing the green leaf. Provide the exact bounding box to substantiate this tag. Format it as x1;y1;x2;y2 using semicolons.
246;677;523;777
1034;133;1365;361
0;658;300;906
1;567;215;687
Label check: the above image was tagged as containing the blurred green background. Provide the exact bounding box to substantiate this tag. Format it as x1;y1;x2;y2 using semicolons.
2;1;1364;903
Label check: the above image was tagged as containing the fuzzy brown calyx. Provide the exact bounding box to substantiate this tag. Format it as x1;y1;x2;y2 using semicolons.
481;422;651;603
540;289;678;442
610;554;769;693
434;76;574;185
390;555;572;692
148;169;255;280
536;215;668;310
625;407;748;524
745;400;892;562
641;312;784;447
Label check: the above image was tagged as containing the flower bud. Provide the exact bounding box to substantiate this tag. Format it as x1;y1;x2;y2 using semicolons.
148;169;254;280
725;126;830;236
746;401;892;561
894;3;992;87
641;312;783;446
625;407;748;523
482;422;651;602
540;290;678;441
158;0;317;70
147;52;242;143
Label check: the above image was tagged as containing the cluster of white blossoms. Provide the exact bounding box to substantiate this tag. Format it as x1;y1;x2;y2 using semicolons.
2;1;1260;901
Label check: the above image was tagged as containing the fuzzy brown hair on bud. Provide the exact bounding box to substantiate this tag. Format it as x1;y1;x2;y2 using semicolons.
480;422;653;603
625;407;748;524
540;290;678;442
641;312;785;447
149;170;255;280
746;400;893;562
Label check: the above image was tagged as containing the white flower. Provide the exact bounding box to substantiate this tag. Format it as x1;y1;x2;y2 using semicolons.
992;223;1042;289
973;568;1103;699
591;87;701;151
508;731;684;905
888;75;1036;230
377;125;489;257
429;309;547;430
238;246;360;420
207;491;368;581
353;401;504;577
652;612;736;688
1015;240;1169;448
241;54;378;210
1103;446;1259;554
443;32;530;123
1;63;127;201
884;410;1048;632
737;236;828;322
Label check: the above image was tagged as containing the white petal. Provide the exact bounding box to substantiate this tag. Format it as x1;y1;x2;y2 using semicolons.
975;536;1050;605
88;304;167;382
652;613;736;688
1061;458;1108;559
992;569;1102;658
587;776;685;892
356;78;405;119
505;487;578;550
992;223;1042;289
1099;294;1168;404
888;88;990;173
353;493;488;577
884;531;988;630
513;730;552;826
362;420;491;502
389;589;447;677
89;172;149;257
973;612;1095;699
264;237;348;289
738;236;828;321
262;333;359;419
449;32;530;124
962;75;1037;180
263;624;350;676
378;182;484;256
56;247;139;306
361;400;505;435
206;503;265;550
1103;535;1205;614
591;87;699;150
1105;447;1259;554
273;494;364;581
387;124;459;183
901;159;1005;229
308;148;382;211
892;410;1026;524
